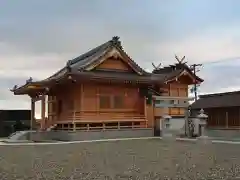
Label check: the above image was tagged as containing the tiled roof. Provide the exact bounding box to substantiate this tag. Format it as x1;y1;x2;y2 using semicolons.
152;63;203;82
191;91;240;109
11;36;204;94
45;36;147;81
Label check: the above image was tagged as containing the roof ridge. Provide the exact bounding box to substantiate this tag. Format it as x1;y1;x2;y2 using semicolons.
69;36;124;66
200;90;240;98
70;41;111;65
45;36;122;80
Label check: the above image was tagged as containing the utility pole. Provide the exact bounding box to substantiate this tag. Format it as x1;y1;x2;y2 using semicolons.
190;64;202;101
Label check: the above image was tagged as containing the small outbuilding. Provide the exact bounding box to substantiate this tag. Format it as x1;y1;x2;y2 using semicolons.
191;91;240;129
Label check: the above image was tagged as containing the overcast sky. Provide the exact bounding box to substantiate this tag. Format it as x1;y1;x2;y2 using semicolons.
1;0;240;114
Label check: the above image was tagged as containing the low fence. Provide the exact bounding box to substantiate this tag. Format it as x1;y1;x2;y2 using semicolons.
26;128;154;142
205;128;240;141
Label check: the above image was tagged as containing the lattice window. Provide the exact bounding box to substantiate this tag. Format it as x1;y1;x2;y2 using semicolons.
113;95;124;108
57;100;63;114
52;102;57;113
99;96;111;109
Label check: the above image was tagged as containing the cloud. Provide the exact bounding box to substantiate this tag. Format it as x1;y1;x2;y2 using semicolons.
151;24;240;95
153;24;240;64
1;0;240;113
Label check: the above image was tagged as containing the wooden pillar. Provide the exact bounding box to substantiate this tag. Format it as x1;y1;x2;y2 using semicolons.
73;123;76;131
239;107;240;128
144;97;147;127
226;111;229;129
73;102;76;131
96;86;99;115
80;84;83;112
31;98;35;130
41;96;46;130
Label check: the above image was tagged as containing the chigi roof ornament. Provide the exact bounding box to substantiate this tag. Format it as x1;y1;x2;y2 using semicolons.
175;55;187;66
152;62;162;71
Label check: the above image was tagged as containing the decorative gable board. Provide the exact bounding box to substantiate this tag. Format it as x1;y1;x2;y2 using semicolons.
167;70;198;85
176;73;196;85
95;58;134;72
89;47;137;73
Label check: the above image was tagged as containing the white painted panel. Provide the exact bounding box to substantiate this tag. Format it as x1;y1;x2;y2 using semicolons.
170;118;185;130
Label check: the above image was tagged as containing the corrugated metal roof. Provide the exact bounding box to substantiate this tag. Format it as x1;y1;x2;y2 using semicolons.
191;91;240;109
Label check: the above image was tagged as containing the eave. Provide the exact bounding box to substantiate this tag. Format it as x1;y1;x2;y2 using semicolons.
164;69;203;84
11;71;166;95
11;82;49;95
11;71;70;95
70;71;163;85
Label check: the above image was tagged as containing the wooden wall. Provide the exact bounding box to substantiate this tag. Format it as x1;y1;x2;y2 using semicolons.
48;83;145;124
205;107;240;128
159;81;188;117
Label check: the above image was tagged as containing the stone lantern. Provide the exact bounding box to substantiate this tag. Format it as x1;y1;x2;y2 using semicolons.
197;109;208;138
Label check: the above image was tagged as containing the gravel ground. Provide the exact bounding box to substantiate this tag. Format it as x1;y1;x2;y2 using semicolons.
0;139;240;180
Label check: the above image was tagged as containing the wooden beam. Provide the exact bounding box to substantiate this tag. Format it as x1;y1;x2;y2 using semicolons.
153;95;194;101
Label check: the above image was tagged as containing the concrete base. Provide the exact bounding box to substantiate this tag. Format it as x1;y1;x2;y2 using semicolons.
25;128;154;142
162;132;176;142
197;136;211;144
206;129;240;141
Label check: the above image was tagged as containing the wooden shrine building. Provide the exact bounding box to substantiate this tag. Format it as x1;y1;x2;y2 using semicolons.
191;91;240;129
11;36;203;131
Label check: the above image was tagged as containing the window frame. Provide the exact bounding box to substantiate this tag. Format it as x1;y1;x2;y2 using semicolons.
113;95;124;109
99;94;125;109
99;95;111;109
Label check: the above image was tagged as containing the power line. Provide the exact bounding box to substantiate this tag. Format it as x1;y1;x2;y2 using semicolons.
198;57;240;65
